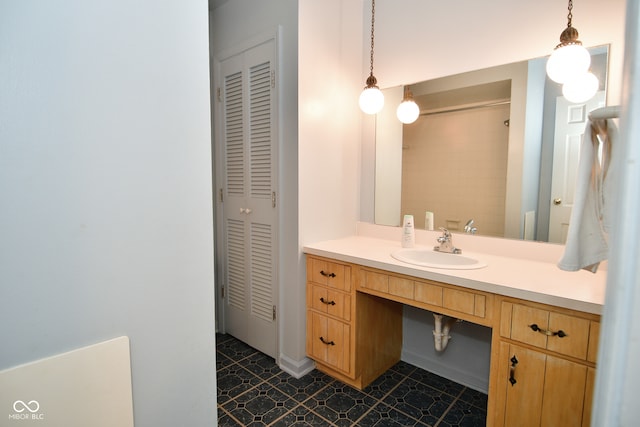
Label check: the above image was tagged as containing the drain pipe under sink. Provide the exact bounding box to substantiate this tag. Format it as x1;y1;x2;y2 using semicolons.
433;313;460;352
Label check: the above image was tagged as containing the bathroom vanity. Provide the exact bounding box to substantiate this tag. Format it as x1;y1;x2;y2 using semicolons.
304;228;605;427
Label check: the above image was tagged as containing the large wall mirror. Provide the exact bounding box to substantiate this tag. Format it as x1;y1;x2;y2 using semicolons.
374;46;609;243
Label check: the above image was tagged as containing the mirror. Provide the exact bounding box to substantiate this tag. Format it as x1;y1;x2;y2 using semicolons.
374;46;609;243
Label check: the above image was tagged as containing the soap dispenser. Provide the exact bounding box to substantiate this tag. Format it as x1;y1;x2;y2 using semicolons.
402;214;415;248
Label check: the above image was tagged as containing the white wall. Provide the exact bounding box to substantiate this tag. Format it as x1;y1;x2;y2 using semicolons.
299;0;364;244
370;0;626;100
402;307;492;392
0;2;216;426
298;0;364;362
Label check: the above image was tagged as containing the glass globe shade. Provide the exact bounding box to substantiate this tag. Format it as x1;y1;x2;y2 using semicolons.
562;72;599;103
546;44;591;84
359;87;385;115
396;99;420;124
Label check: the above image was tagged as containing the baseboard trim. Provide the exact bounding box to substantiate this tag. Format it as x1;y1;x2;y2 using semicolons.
401;348;489;393
278;354;315;379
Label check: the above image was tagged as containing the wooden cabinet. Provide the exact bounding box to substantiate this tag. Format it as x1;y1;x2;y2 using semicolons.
305;256;402;389
307;311;352;375
304;254;601;426
306;257;355;378
358;266;493;326
492;299;600;427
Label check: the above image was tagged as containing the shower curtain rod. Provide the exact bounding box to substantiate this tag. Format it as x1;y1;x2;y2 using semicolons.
419;99;511;117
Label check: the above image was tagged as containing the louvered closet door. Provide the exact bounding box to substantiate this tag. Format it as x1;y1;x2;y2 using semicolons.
220;39;278;358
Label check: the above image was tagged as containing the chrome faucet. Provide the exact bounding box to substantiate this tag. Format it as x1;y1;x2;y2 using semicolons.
464;219;477;234
434;228;461;254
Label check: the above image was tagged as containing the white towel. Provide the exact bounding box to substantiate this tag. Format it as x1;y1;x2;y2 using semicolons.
558;119;618;273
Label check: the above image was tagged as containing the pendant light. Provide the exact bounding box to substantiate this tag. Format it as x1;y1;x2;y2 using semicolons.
546;0;591;84
396;86;420;124
359;0;384;115
562;71;599;103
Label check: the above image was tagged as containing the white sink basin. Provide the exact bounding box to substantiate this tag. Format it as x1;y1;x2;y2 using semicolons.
391;248;487;270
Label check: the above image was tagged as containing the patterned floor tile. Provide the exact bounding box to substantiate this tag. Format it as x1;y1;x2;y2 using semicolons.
389;360;418;376
457;387;488;410
382;377;455;426
217;334;260;360
222;382;297;425
362;367;407;400
270;404;334;426
217;408;243;426
437;400;487;427
406;369;465;398
307;382;378;427
216;351;235;371
243;351;281;380
215;333;488;427
357;402;433;426
267;369;332;402
216;364;264;405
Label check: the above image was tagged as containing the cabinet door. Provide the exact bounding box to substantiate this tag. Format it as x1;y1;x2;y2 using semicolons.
306;311;351;375
540;355;587;427
582;367;595;427
501;343;589;427
503;344;546;427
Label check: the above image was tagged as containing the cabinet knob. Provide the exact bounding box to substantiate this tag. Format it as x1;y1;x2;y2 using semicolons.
553;198;562;205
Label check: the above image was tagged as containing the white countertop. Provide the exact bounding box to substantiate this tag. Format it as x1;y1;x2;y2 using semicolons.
303;227;607;315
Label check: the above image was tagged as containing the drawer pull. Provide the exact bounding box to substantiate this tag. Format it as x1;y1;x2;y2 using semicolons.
529;324;568;338
319;336;335;346
320;297;336;306
320;270;336;278
509;355;518;386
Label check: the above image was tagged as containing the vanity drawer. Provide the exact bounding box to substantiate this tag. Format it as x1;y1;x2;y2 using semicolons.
306;311;353;377
308;257;351;292
441;288;486;318
307;283;352;322
501;301;598;361
360;270;390;293
359;268;489;321
414;281;442;306
359;270;415;299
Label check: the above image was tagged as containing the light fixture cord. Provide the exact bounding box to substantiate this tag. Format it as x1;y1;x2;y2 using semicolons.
368;0;376;79
566;0;574;28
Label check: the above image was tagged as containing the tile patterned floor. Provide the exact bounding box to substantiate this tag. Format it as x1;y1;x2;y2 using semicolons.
216;333;487;426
